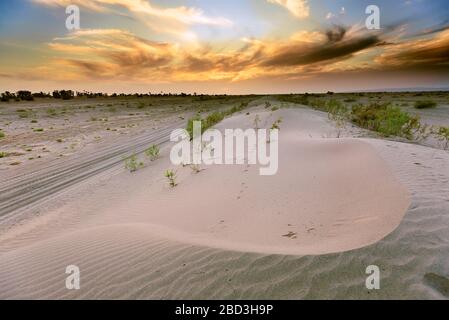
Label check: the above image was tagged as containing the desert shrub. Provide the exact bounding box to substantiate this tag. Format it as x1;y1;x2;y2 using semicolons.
164;170;177;187
186;102;249;138
0;152;7;158
278;94;310;106
351;103;421;139
0;131;5;139
204;112;224;129
125;154;143;172
16;91;34;101
433;126;449;149
47;108;57;116
52;90;74;100
271;118;283;130
17;109;36;119
415;100;437;109
186;114;202;138
224;101;248;116
1;92;15;102
327;100;349;133
33;128;44;132
145;144;160;161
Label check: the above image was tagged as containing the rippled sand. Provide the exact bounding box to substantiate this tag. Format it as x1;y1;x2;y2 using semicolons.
0;106;448;299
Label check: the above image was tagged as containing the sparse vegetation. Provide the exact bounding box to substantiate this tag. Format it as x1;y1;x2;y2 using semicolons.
125;154;144;172
17;109;36;119
271;118;283;130
0;152;7;158
434;126;449;149
186;102;250;138
415;100;437;109
47;108;57;116
0;131;5;139
33;128;44;132
145;144;160;161
164;170;178;187
351;103;421;139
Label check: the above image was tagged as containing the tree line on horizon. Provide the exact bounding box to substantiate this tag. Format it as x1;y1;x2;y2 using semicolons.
0;90;235;102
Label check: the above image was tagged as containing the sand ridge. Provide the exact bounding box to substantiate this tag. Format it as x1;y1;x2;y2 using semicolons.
0;107;410;255
4;105;442;299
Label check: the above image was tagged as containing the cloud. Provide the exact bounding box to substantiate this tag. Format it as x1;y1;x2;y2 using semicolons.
376;28;449;69
257;25;381;69
267;0;309;19
7;21;449;85
31;0;232;37
34;25;386;83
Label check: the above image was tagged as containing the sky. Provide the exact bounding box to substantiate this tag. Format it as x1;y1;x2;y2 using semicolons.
0;0;449;94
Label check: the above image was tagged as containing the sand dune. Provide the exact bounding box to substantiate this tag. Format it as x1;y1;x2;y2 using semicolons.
1;105;448;299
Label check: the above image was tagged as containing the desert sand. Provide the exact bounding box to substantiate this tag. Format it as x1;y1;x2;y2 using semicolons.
0;102;448;299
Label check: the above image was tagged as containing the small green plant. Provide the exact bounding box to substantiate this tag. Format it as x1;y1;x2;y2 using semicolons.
17;109;36;119
0;131;5;139
30;119;38;123
265;101;271;109
415;100;437;109
0;152;7;158
33;128;44;132
271;106;279;112
47;108;57;116
145;144;160;161
56;138;63;143
434;126;449;149
125;154;143;172
271;118;282;130
164;170;178;187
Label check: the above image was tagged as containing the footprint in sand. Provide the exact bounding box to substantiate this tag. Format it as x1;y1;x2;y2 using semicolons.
282;231;297;239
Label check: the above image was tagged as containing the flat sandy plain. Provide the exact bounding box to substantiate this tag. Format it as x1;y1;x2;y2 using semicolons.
0;93;448;299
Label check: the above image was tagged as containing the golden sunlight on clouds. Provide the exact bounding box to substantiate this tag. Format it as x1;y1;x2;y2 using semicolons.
35;25;387;83
32;0;232;37
267;0;310;18
4;2;449;91
375;29;449;69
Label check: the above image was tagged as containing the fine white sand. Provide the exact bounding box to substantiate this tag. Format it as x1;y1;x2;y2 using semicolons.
1;105;447;299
